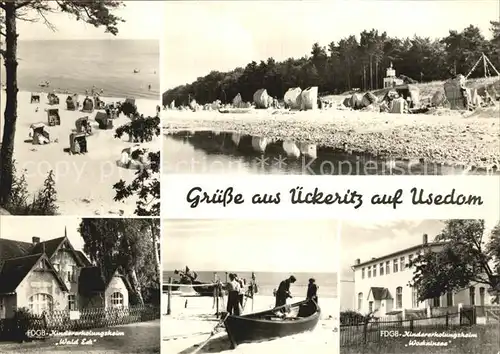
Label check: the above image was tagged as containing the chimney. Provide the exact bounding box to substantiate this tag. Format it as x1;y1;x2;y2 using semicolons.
423;234;428;244
32;237;40;245
355;259;360;265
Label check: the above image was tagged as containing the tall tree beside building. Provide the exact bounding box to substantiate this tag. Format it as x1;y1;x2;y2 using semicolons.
409;219;500;303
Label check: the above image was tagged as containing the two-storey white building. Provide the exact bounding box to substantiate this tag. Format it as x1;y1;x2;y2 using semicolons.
351;234;492;318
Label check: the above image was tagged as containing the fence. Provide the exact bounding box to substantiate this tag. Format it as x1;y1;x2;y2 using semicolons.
340;308;477;347
0;305;160;341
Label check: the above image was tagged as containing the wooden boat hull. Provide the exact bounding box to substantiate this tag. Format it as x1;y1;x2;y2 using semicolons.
224;299;320;348
193;282;222;297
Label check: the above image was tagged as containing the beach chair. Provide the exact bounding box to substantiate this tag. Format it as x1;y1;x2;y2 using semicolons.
47;93;59;105
47;109;61;126
75;116;92;135
66;95;77;111
69;132;88;154
29;123;50;145
82;98;94;113
94;96;106;110
30;93;40;103
95;111;113;130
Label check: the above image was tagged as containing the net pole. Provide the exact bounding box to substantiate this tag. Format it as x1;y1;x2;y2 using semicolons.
167;277;172;315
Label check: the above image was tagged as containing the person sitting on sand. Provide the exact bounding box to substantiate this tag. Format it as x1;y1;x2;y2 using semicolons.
226;273;241;316
275;275;296;308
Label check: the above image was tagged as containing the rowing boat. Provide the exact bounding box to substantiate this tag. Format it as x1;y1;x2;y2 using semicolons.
193;281;223;297
224;298;320;348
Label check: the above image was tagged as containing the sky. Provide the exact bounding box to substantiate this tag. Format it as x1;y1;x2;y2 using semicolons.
17;1;162;40
340;219;500;280
163;220;339;273
164;0;499;88
0;216;84;250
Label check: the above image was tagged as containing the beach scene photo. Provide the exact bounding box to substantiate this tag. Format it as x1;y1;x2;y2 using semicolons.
163;1;499;176
0;1;161;216
162;220;339;354
339;219;500;354
0;217;161;353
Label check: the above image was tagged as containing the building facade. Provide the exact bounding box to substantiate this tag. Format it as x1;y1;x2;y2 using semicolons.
352;234;493;318
0;232;131;319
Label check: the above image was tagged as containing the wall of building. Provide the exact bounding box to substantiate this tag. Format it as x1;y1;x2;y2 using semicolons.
354;250;424;315
50;247;80;295
105;276;129;308
16;270;67;312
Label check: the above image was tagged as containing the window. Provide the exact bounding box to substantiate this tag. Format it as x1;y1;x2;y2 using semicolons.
379;263;384;276
386;261;390;275
368;301;373;313
412;287;418;308
367;266;372;278
53;263;60;272
357;292;363;311
373;266;377;277
110;292;124;308
68;294;77;310
446;291;453;306
479;287;485;306
361;268;365;279
28;293;53;315
408;254;413;265
400;256;406;270
432;296;441;307
469;287;475;305
396;287;403;308
393;259;398;273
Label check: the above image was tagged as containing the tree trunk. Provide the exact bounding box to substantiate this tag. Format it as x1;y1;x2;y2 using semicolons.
127;268;144;305
375;61;379;89
0;3;18;205
152;224;161;279
362;65;366;91
369;56;373;90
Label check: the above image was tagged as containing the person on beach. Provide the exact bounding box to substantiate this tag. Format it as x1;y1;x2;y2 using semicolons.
306;278;318;303
226;273;241;315
275;275;296;308
234;275;245;307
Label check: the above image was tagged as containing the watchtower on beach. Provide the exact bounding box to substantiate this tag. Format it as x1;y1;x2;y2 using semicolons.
383;63;404;88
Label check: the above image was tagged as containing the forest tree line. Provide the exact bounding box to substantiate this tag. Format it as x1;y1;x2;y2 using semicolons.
163;22;500;106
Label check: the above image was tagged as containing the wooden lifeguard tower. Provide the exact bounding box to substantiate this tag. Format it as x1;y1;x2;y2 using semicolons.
383;63;404;88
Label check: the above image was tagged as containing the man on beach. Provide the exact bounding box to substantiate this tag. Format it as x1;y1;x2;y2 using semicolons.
306;278;318;303
275;275;296;307
226;273;241;316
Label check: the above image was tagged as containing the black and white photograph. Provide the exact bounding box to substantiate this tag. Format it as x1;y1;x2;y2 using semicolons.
0;1;161;216
162;220;339;353
163;0;499;176
0;217;161;353
339;219;500;354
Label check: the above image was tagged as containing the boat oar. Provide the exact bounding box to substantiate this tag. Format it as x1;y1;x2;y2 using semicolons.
190;313;229;354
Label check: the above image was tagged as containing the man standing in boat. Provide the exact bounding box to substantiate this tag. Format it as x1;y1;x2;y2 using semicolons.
275;275;296;307
306;278;318;303
226;273;241;315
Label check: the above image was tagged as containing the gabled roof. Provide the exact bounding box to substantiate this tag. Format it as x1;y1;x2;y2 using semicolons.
31;237;66;259
0;236;89;268
0;239;33;260
0;253;68;294
368;287;393;301
78;266;132;295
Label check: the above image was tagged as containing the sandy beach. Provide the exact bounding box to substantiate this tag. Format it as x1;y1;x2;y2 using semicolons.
162;294;338;354
163;103;499;170
0;90;159;215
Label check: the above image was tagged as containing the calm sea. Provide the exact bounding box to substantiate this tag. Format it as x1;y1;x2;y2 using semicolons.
163;271;338;298
0;40;159;99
